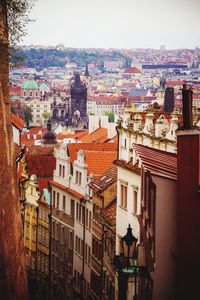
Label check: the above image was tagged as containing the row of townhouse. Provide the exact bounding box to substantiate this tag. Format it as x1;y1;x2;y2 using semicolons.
49;142;117;300
114;85;200;300
18;85;200;300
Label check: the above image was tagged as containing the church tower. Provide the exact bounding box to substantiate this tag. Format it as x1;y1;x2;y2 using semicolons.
69;72;88;128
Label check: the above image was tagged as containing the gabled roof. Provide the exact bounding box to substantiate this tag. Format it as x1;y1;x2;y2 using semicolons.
80;128;108;143
11;113;24;130
83;150;117;177
133;144;177;180
67;143;117;165
89;165;117;192
25;152;56;191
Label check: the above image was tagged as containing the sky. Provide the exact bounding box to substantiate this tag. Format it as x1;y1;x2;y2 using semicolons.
22;0;200;49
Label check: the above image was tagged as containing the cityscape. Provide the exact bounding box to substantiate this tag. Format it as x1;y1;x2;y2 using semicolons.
1;1;200;300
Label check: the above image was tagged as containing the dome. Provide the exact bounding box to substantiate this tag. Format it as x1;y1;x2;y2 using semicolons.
42;119;57;145
22;80;39;90
39;82;49;91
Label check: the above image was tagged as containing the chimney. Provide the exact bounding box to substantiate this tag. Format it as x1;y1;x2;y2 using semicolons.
176;85;200;300
163;87;174;113
182;84;193;129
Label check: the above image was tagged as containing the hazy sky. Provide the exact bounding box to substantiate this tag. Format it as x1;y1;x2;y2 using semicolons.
22;0;200;49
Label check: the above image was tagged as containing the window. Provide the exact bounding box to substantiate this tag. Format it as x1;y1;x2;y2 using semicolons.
76;202;79;220
133;189;138;214
62;195;66;212
52;221;55;238
75;171;81;185
121;184;127;209
79;172;82;185
69;230;73;249
71;199;75;217
59;164;62;177
53;191;56;207
89;211;91;229
56;193;59;209
75;171;78;184
124;138;127;148
62;165;65;178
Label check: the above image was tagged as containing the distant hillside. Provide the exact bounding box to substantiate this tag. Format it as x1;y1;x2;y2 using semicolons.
11;47;131;71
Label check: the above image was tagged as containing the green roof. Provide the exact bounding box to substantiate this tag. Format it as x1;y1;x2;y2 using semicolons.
39;82;49;91
10;95;21;100
22;80;39;90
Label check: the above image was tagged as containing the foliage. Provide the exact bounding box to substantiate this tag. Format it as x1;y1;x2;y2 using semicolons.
23;104;33;128
104;111;115;123
12;47;132;71
42;111;50;120
6;0;35;46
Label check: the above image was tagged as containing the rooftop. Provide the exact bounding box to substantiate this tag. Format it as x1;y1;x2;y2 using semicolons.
133;144;177;180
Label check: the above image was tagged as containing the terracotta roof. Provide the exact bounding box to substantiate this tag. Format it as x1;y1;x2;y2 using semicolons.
123;67;141;74
80;128;108;143
114;159;141;173
21;135;35;147
89;165;117;192
9;86;22;96
11;113;24;130
28;127;46;135
25;153;56;177
67;143;118;165
166;80;185;87
49;180;84;199
84;150;117;177
133;144;177;180
37;178;52;191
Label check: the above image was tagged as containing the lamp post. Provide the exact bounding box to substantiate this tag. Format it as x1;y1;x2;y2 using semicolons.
114;224;152;300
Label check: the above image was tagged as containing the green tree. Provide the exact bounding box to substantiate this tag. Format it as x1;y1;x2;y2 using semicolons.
104;111;115;122
23;105;33;128
42;111;50;121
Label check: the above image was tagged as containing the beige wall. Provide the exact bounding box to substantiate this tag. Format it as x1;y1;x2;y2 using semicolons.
151;175;177;300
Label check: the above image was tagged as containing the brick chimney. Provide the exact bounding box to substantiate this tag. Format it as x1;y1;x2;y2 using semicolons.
176;84;200;300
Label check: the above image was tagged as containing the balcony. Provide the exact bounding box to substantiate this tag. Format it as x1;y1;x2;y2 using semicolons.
52;207;74;227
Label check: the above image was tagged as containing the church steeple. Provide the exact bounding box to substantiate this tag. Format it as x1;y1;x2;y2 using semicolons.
85;62;89;77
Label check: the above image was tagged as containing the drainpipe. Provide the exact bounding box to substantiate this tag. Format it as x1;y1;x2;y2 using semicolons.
48;184;52;300
80;197;86;299
100;195;104;300
35;206;39;298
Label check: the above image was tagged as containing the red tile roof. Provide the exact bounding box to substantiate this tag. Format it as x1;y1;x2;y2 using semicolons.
25;153;56;191
133;144;177;180
123;67;141;74
11;113;24;130
84;150;117;177
80;128;108;143
9;86;22;96
67;143;118;165
25;153;56;177
49;180;84;199
89;165;117;192
114;159;141;173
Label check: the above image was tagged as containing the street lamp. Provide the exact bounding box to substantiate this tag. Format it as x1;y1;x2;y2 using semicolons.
114;224;152;300
121;224;138;266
